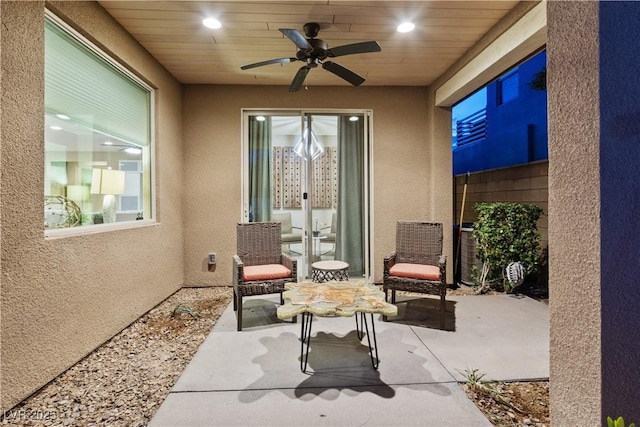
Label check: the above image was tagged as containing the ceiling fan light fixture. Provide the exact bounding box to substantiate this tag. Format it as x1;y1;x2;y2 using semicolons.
294;128;324;161
202;18;222;29
124;146;142;155
397;22;415;33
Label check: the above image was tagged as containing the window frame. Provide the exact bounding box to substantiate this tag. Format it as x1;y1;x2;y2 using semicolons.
44;11;156;238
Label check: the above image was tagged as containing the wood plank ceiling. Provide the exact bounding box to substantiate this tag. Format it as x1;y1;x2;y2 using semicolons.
98;1;520;88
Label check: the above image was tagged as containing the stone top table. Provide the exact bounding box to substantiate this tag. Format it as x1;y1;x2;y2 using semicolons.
277;280;398;319
277;281;398;372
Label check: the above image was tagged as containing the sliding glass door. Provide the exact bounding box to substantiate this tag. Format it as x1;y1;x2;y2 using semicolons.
243;110;371;281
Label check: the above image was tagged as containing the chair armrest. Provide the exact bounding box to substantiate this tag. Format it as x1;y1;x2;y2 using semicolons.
233;255;243;285
281;253;297;279
383;251;397;277
438;255;447;281
438;255;446;267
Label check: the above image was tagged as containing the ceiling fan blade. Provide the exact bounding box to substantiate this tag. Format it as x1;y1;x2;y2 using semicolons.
241;57;297;70
327;41;382;57
279;28;312;50
289;66;310;92
322;61;365;86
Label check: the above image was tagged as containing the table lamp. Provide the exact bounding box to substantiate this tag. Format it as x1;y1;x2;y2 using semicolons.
91;168;125;223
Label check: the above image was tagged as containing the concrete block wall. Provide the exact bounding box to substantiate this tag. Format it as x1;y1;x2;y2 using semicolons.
454;161;548;248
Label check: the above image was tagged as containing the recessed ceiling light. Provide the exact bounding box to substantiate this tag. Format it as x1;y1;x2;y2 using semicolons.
349;116;359;122
125;147;142;155
56;114;70;120
202;18;222;29
397;22;415;33
50;126;62;131
256;116;266;122
103;141;114;145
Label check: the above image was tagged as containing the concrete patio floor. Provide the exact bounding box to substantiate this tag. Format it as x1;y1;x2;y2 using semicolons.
149;292;549;426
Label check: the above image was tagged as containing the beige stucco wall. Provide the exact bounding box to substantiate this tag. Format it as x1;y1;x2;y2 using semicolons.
547;1;601;424
181;85;450;286
0;1;184;411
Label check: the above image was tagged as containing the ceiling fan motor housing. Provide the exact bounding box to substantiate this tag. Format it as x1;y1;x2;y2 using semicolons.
296;38;328;60
303;22;320;38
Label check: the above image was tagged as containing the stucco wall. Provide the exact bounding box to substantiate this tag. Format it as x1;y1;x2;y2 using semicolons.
547;1;601;424
181;85;446;286
0;1;184;410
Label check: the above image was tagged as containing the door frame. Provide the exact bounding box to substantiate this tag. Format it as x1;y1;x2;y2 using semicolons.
241;108;375;280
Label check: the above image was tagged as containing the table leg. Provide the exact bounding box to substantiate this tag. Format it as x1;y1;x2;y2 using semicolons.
361;313;379;369
300;312;314;373
355;312;364;340
301;312;379;372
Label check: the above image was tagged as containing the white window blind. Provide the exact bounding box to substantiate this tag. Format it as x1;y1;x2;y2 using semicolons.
44;16;150;147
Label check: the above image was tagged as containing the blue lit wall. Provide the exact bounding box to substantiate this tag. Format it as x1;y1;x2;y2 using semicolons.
599;1;640;423
453;51;548;175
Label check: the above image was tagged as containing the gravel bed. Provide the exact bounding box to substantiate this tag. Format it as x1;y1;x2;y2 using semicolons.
1;287;232;427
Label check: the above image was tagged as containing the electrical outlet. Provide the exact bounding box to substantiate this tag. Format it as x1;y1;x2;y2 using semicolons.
208;252;216;265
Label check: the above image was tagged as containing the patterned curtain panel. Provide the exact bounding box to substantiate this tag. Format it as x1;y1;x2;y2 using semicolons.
272;146;337;209
312;148;336;208
282;147;302;208
272;147;282;209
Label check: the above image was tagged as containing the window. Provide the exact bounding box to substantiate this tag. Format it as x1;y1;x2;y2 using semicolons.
497;69;519;105
119;160;143;212
44;13;153;232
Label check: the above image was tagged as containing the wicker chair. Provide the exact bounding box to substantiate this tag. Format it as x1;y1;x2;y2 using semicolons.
233;222;297;331
383;221;447;329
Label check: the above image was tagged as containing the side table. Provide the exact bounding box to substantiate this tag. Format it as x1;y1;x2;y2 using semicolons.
311;260;349;283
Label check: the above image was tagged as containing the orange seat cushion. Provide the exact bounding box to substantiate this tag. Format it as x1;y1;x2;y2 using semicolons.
243;264;292;281
389;263;441;281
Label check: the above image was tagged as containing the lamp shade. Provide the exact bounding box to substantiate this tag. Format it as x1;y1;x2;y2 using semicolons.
100;169;125;195
90;168;125;195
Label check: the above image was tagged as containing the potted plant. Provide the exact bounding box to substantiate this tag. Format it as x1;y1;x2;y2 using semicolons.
473;202;543;293
93;213;104;224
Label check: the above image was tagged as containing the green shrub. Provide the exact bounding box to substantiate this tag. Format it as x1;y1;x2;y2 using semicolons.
607;416;636;427
473;202;543;292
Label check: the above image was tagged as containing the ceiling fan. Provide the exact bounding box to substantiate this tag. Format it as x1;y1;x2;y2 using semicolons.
240;22;381;92
100;142;142;154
